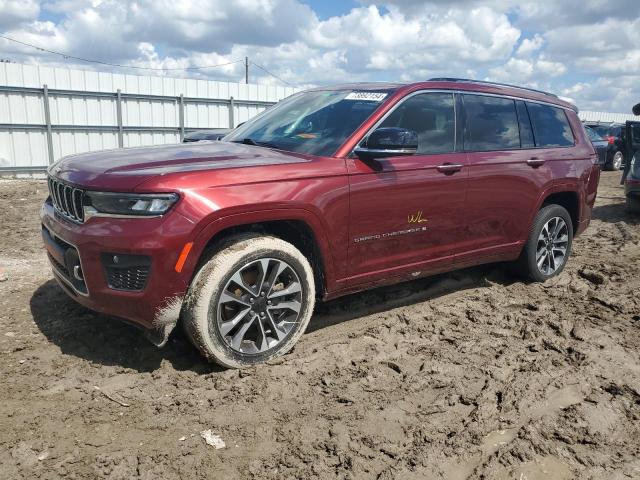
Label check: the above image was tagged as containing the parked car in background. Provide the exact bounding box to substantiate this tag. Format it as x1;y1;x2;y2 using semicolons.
584;122;625;171
182;129;231;142
41;79;600;368
584;125;608;169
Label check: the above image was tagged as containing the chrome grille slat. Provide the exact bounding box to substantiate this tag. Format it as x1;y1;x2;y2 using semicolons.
62;185;70;214
57;182;65;212
47;176;85;223
72;189;82;219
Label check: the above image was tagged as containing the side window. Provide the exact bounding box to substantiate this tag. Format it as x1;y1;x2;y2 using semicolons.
463;95;520;151
516;100;535;148
379;93;455;154
526;102;574;147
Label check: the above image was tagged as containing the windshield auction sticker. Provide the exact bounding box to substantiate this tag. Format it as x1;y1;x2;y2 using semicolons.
345;92;388;102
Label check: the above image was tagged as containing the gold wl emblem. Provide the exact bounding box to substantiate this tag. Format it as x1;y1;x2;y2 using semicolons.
408;210;428;224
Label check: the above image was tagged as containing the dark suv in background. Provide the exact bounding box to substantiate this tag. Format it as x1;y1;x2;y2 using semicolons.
584;125;608;168
623;112;640;212
584;122;625;170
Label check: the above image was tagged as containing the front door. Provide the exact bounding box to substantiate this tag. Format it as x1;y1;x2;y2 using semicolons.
346;92;467;285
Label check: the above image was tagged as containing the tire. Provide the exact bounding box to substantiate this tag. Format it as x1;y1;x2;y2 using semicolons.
628;195;640;214
183;235;315;368
606;150;623;171
517;204;573;282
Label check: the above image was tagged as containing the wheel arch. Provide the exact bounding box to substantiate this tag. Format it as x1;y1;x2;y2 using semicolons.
539;190;580;234
186;209;334;298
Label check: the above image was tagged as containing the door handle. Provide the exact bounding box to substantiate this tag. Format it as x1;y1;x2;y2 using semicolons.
526;157;545;168
436;163;463;174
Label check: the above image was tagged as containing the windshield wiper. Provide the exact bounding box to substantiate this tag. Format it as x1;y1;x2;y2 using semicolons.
231;138;279;149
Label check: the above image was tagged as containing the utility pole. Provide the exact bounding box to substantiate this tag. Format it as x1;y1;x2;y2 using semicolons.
245;57;249;84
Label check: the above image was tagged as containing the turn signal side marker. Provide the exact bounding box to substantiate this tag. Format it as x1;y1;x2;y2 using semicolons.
175;242;194;273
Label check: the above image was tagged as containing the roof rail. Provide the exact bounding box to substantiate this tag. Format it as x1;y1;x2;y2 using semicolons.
428;77;559;99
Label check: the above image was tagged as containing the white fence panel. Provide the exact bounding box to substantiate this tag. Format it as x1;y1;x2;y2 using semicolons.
579;111;638;124
0;62;298;172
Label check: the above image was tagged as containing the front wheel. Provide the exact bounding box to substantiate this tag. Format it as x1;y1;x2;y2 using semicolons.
518;205;573;282
183;236;315;368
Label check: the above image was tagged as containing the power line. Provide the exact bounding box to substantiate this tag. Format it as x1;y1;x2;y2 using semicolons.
250;61;292;86
0;34;244;71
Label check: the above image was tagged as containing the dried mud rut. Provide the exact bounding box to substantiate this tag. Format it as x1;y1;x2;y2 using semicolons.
1;171;639;480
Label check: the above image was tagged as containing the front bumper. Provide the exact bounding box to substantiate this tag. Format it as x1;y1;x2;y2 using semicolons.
41;199;196;343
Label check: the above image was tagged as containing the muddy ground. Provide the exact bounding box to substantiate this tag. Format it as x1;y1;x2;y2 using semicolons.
0;171;639;480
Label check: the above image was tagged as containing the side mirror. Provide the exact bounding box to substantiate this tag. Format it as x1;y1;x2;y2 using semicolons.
355;127;418;159
633;103;640;116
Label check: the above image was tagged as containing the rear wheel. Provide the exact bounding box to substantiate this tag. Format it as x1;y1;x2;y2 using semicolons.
518;205;573;282
183;236;315;368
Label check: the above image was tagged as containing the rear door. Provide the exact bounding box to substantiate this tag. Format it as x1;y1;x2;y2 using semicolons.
346;92;467;285
457;95;561;266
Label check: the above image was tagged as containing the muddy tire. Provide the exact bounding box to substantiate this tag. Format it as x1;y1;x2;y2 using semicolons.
183;236;315;368
628;195;640;214
518;204;573;282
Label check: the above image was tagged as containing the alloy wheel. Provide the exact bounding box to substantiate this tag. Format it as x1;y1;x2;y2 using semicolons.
214;258;303;354
612;151;623;170
536;216;569;276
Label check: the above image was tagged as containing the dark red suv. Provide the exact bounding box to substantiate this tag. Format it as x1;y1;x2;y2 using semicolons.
42;79;600;368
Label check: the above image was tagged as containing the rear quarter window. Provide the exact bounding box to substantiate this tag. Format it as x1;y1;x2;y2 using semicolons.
527;103;574;147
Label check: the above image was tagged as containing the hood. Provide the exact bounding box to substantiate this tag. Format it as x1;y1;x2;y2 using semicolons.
48;141;310;190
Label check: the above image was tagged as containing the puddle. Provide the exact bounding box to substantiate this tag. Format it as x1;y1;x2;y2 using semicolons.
494;455;573;480
481;428;519;454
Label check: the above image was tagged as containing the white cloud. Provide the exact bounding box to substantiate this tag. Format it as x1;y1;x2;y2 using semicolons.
516;35;543;57
0;0;40;30
0;0;638;112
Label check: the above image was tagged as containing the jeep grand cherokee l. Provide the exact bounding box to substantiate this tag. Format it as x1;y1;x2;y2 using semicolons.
42;78;600;368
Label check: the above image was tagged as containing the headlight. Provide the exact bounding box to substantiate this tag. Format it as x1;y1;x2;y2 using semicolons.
84;192;179;218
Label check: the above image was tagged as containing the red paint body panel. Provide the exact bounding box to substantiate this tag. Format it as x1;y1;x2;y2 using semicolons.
41;80;599;334
346;152;466;285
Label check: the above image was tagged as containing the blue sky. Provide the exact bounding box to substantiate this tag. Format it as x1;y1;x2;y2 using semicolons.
300;0;362;19
1;0;639;112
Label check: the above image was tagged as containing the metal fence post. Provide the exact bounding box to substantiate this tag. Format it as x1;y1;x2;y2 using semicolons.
42;84;54;165
116;89;124;148
229;96;235;128
179;94;185;141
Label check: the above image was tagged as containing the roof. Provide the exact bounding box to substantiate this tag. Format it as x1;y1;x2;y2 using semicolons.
307;79;576;111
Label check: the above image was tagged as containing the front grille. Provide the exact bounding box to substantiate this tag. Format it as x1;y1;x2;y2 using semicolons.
48;176;85;223
105;265;150;291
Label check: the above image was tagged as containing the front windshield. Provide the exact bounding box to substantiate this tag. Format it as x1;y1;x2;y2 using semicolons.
224;89;393;156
